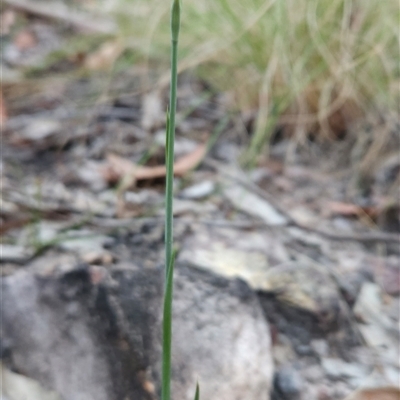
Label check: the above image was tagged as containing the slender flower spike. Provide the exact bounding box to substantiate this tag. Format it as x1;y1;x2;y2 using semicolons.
194;382;200;400
171;0;181;43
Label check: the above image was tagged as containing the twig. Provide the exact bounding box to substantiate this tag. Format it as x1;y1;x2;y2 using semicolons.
205;158;400;245
289;223;400;245
7;189;399;245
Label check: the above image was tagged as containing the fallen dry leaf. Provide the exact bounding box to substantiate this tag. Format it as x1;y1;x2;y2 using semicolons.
102;143;207;185
343;387;400;400
327;201;379;219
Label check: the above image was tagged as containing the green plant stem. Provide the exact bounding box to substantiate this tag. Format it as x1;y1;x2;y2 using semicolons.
162;1;180;400
162;252;175;400
164;0;180;279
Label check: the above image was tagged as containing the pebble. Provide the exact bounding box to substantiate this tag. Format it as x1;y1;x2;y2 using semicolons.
82;251;113;265
310;339;329;358
0;245;32;263
20;119;60;141
180;180;215;199
302;365;324;383
322;358;368;380
275;366;303;399
295;345;313;356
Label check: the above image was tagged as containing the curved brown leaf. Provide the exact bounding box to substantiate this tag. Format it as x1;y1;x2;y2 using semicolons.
102;143;207;185
343;387;400;400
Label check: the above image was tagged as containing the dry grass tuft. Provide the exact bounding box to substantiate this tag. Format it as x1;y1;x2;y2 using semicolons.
107;0;399;161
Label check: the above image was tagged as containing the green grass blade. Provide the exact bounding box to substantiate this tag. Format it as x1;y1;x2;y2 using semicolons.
194;383;200;400
162;252;175;400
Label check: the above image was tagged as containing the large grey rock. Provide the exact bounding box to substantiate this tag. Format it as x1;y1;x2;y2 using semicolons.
172;265;273;399
0;262;273;400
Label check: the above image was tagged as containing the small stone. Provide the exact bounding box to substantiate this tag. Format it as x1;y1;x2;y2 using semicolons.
311;339;329;357
0;245;32;263
20;119;60;141
322;358;368;380
82;251;113;265
273;343;296;365
59;232;114;254
295;344;312;356
275;366;303;399
302;365;324;383
223;183;287;226
180;180;215;199
102;252;113;265
141;91;163;131
0;361;62;400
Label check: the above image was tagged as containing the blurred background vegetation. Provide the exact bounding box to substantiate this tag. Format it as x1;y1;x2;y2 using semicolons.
2;0;399;162
110;0;399;159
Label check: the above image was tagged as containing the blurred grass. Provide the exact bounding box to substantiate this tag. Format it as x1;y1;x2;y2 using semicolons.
106;0;398;160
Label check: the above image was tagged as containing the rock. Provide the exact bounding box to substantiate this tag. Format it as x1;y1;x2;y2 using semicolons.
180;180;215;199
353;283;398;349
19;119;60;141
369;256;400;296
178;224;289;291
81;250;113;265
0;245;33;263
294;344;312;356
58;231;114;254
0;362;62;400
222;183;287;226
274;366;303;399
172;265;273;399
353;283;400;383
321;358;369;380
310;339;329;358
259;263;342;335
0;262;273;400
75;161;108;191
141;91;164;131
302;365;324;383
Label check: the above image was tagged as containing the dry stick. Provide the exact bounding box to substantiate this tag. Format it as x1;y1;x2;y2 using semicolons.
12;202;397;246
205;158;400;245
88;212;400;246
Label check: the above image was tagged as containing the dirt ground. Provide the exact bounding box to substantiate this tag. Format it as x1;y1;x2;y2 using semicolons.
1;5;400;400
